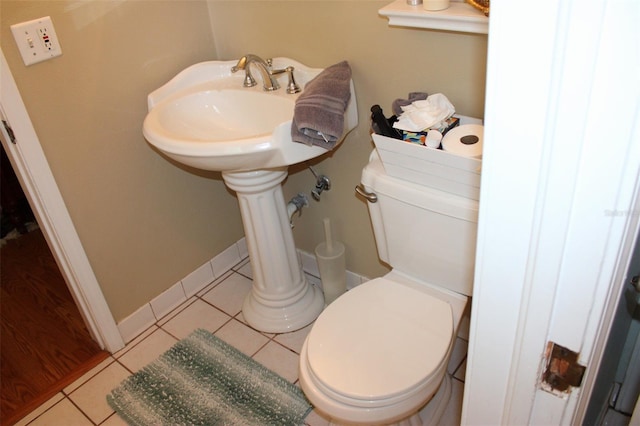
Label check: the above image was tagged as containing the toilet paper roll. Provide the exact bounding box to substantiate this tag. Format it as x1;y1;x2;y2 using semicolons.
441;124;484;158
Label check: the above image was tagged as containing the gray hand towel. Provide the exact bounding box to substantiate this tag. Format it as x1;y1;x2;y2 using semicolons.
392;92;429;116
291;61;352;150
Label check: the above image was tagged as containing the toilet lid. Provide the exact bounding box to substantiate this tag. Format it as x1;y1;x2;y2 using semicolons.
306;278;453;402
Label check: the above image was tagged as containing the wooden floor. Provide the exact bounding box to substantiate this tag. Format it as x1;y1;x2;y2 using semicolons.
1;229;109;425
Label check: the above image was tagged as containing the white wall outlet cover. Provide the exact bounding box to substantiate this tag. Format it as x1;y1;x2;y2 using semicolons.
11;16;62;66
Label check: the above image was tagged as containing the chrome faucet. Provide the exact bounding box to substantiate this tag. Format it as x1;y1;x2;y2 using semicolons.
231;55;301;93
231;54;280;91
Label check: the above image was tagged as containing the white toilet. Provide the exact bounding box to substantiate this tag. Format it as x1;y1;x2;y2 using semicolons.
299;150;479;425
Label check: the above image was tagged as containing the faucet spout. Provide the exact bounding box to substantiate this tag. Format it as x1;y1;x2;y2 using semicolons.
231;54;280;91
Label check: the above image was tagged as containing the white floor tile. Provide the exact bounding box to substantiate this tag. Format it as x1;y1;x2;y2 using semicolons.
214;318;269;357
235;311;276;338
447;338;468;375
162;298;231;339
67;362;130;424
112;325;158;359
455;359;467;381
233;257;250;271
14;393;64;426
22;256;467;426
26;398;92;426
234;259;253;279
63;356;115;394
201;272;253;316
117;328;177;372
101;412;129;426
274;323;313;354
196;270;233;297
305;409;331;426
252;341;300;384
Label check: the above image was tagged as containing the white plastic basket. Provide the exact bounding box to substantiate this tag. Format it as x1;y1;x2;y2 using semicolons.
371;115;483;200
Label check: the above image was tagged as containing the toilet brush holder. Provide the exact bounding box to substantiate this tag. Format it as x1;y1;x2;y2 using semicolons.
315;218;346;305
315;241;346;305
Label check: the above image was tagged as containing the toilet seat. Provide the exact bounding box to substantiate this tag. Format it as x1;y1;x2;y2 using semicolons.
305;277;454;407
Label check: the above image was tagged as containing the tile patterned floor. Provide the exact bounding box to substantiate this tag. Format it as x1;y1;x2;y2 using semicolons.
16;258;468;426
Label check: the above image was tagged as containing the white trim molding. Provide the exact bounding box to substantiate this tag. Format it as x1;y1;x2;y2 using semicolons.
0;49;124;352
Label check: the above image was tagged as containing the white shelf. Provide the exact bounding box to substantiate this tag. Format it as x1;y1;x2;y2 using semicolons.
379;0;488;34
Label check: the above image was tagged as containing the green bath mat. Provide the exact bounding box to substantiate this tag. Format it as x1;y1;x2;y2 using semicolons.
107;329;312;425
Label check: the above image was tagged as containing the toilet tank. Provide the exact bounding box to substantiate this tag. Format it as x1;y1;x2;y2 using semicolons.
361;151;479;296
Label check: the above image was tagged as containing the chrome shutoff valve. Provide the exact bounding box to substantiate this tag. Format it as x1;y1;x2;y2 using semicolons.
312;175;331;201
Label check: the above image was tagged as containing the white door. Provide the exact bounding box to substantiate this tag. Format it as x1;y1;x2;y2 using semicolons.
462;0;640;424
0;49;124;353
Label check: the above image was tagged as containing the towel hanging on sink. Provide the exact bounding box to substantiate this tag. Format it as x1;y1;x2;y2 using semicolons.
291;60;352;150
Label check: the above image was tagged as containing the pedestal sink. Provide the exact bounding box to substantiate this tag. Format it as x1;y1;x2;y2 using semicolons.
143;58;358;332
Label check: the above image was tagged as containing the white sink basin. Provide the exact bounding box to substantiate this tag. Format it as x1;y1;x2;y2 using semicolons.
143;58;358;172
143;57;358;333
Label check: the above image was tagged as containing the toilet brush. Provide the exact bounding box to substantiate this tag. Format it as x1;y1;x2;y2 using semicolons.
315;218;346;305
324;217;334;253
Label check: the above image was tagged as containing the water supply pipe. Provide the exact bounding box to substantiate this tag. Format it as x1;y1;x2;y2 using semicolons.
287;193;309;227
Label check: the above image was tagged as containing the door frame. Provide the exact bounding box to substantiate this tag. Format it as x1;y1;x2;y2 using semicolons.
462;0;640;423
1;49;123;353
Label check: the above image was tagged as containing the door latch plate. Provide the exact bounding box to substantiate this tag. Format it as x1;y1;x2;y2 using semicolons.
541;341;586;394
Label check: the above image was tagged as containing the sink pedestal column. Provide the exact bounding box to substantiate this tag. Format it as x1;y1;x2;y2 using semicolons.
222;168;325;333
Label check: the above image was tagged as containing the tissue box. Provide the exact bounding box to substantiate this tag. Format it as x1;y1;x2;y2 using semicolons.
372;115;483;200
402;117;460;145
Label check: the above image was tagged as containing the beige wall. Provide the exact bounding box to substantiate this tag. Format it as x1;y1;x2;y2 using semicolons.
1;1;244;322
207;1;488;277
1;0;487;323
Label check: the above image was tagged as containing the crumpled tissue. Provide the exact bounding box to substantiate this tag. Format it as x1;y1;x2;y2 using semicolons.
393;93;455;132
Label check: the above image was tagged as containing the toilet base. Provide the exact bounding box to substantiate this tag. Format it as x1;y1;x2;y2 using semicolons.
316;375;453;426
417;374;452;426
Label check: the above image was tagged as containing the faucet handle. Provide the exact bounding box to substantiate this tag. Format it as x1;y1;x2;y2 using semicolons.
231;59;258;88
268;66;301;94
285;66;301;94
242;72;257;88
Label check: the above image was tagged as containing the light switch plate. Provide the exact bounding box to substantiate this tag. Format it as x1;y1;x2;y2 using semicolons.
11;16;62;66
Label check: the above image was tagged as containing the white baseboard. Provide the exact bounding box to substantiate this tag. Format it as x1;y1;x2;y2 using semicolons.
296;249;369;291
116;304;156;345
117;238;368;344
117;237;248;343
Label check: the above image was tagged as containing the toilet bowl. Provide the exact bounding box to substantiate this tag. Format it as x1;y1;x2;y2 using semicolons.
299;272;467;425
299;151;478;425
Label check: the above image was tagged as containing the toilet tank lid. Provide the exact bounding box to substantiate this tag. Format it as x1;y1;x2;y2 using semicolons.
306;278;453;401
362;152;479;223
